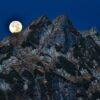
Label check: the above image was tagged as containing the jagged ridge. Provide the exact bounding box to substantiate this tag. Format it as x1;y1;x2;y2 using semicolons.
0;15;100;100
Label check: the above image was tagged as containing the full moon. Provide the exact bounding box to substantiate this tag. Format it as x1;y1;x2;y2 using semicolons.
9;21;22;33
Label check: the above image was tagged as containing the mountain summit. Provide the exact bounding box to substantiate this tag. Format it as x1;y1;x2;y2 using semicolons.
0;16;100;100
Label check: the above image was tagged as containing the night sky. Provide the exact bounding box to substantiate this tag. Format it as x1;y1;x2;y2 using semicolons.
0;0;100;40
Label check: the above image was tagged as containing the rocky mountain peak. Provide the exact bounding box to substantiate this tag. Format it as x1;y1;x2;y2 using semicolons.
0;16;100;100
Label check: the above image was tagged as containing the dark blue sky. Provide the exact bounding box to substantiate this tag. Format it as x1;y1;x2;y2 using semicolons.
0;0;100;40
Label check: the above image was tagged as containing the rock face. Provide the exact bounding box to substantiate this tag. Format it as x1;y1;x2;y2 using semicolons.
81;27;100;46
0;15;100;100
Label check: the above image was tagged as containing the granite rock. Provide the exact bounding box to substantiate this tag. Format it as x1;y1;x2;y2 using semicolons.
0;15;100;100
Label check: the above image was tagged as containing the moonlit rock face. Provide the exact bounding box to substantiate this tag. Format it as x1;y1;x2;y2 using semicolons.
9;21;22;33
